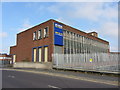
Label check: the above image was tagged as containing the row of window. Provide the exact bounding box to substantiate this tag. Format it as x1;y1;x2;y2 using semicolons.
33;27;49;40
63;30;109;49
0;57;12;59
63;30;109;54
64;39;108;54
33;46;48;62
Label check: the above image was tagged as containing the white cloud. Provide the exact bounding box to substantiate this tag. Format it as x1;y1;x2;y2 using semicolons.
48;2;117;22
68;3;104;21
70;2;117;21
49;2;118;37
102;5;118;20
47;2;118;38
23;19;31;27
56;17;73;25
18;19;32;32
99;22;118;37
0;32;8;38
47;4;62;15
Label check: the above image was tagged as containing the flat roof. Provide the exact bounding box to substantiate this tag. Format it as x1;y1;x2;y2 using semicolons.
17;19;109;44
51;19;109;44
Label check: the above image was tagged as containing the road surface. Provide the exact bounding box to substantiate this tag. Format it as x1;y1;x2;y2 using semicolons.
2;69;118;88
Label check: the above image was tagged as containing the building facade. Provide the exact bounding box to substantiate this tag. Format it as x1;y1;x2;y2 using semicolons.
0;53;12;66
10;19;109;63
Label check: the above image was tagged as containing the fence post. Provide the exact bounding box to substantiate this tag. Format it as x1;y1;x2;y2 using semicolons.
56;54;58;67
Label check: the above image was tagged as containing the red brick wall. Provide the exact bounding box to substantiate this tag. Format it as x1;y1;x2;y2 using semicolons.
10;46;17;55
10;20;54;62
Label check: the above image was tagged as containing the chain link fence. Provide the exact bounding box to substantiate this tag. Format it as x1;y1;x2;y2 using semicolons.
52;53;119;73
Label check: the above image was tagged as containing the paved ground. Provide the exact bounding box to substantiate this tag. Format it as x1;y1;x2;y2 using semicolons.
2;69;119;88
21;68;119;81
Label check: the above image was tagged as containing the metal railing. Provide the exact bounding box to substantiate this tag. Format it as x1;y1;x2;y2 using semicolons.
52;53;119;72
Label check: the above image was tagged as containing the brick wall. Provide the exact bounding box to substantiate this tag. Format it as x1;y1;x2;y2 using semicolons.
10;20;54;62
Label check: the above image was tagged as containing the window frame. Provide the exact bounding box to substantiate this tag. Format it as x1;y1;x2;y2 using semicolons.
33;31;37;40
38;29;42;40
44;27;49;38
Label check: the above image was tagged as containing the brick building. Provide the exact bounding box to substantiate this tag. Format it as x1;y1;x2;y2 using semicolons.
10;19;109;63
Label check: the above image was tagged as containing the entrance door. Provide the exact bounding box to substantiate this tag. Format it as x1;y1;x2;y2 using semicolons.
38;48;42;62
44;47;48;62
33;48;37;62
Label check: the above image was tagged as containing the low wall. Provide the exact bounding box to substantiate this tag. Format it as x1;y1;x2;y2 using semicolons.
13;62;52;69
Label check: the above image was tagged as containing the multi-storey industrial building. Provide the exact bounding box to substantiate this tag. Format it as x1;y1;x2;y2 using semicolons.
10;19;109;63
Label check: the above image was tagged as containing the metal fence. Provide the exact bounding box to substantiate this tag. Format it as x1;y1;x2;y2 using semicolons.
52;53;120;72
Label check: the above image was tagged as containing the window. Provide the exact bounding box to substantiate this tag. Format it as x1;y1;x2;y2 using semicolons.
44;27;49;38
38;30;42;39
33;48;37;62
44;46;48;62
33;31;37;40
13;55;16;63
63;30;66;37
38;47;42;62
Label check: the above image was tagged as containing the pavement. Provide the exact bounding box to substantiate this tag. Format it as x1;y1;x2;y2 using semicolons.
1;68;119;88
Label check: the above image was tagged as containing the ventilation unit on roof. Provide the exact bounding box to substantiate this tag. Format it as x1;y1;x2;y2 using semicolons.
88;32;98;37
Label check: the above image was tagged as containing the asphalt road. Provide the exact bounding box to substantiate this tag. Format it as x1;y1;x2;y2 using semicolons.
2;70;118;88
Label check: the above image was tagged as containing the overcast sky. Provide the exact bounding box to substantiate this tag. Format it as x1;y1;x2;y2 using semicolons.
1;0;119;54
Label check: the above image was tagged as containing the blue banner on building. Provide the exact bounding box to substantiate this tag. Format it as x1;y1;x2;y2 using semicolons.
54;22;63;46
